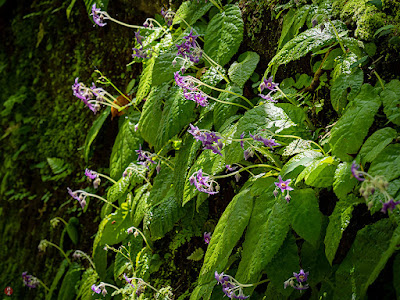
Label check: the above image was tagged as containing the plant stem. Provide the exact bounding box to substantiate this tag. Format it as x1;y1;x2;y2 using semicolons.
45;241;71;264
54;217;68;227
214;164;281;180
98;173;117;184
74;250;96;270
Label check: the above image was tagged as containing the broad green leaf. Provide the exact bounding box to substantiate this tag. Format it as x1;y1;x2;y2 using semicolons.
359;127;397;165
77;268;98;300
278;5;311;49
136;57;156;103
281;150;323;178
296;156;338;188
381;79;400;125
46;260;69;300
213;84;243;130
236;178;290;284
368;144;400;182
225;103;299;165
173;0;213;25
200;66;226;94
66;217;79;245
204;4;244;67
265;233;298;297
333;162;357;200
267;20;347;77
322;48;344;70
288;189;323;246
190;281;215;300
84;107;110;163
148;165;175;206
198;187;254;285
110;112;143;180
330;84;381;161
57;263;82;300
155;86;195;150
148;189;186;240
264;283;287;299
228;51;260;88
187;248;204;261
173;113;213;202
138;83;169;148
334;219;397;299
330;63;363;113
132;185;151;226
152;52;185;86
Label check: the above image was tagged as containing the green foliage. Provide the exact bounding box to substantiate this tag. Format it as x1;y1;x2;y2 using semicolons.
204;5;244;67
57;263;82;300
228;51;260;88
173;1;213;25
278;6;312;49
368;144;400;181
333;162;357;199
296;156;338;188
152;52;185;86
381;79;400;125
66;217;79;245
77;268;98;300
84;107;111;163
330;84;382;161
46;260;69;300
213;84;243;130
136;57;156;104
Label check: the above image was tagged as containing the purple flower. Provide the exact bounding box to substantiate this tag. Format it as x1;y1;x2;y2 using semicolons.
123;274;135;288
71;78;98;113
259;93;278;103
293;269;309;283
226;165;235;171
249;133;280;150
351;161;365;182
215;271;229;285
22;272;39;289
135;30;144;46
275;175;294;193
240;132;245;149
91;4;107;27
85;169;97;180
204;232;211;244
184;29;199;48
188;124;204;141
67;187;80;201
91;284;101;294
244;149;254;160
176;41;191;57
381;199;400;213
190;169;219;195
260;76;278;92
132;47;151;59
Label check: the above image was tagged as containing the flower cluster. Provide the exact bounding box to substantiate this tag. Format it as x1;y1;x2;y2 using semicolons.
351;162;399;213
259;76;279;103
174;71;208;106
204;232;211;244
161;7;175;26
67;188;87;209
72;78;105;114
189;169;219;195
123;274;145;296
132;29;153;59
91;4;107;27
273;175;294;203
22;272;39;289
188;124;223;155
85;169;101;189
215;271;249;299
175;29;203;64
135;145;157;170
91;283;108;296
38;239;48;252
284;269;309;291
240;132;280;160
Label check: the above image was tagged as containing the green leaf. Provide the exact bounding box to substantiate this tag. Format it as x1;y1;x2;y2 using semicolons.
138;83;169;148
77;269;98;300
296;156;338;188
77;268;98;300
359;127;397;165
132;184;151;226
114;235;143;281
190;281;215;300
46;157;69;174
198;187;254;285
368;144;400;181
110;113;143;180
187;248;204;261
330;84;381;161
57;263;82;300
136;57;156;103
84;107;110;163
381;79;400;125
204;4;244;67
225;103;299;165
267;20;347;77
265;233;298;297
333;162;357;200
46;260;69;300
66;217;79;245
334;219;397;299
149;189;187;240
155;86;195;150
173;0;213;25
288;189;323;246
330;61;363;113
278;5;311;49
368;0;383;10
213;84;243;130
200;66;226;94
325;199;363;267
228;51;260;88
281;150;323;178
152;52;185;86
